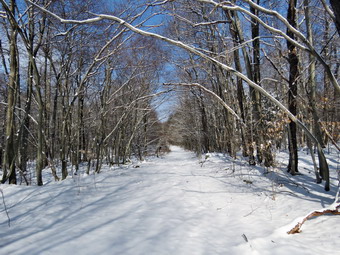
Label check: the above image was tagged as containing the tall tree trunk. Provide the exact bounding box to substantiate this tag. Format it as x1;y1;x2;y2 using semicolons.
18;2;35;185
304;0;324;148
250;0;273;166
250;0;264;164
50;77;59;160
36;102;44;186
18;61;33;185
75;93;84;172
226;11;249;158
199;92;210;153
323;11;330;145
30;10;45;186
304;0;322;183
287;0;299;175
60;88;68;180
1;0;18;184
225;4;264;164
95;64;112;173
32;56;45;186
43;43;50;169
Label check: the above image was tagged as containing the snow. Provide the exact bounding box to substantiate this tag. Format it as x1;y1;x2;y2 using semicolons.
0;146;339;255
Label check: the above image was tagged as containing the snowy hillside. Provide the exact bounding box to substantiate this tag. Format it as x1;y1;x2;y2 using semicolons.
0;146;339;255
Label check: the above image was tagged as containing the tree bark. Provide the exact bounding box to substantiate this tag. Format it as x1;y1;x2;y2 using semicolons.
1;0;18;185
287;0;299;175
250;0;266;165
304;0;325;148
330;0;340;35
18;61;32;185
226;2;266;165
225;9;249;158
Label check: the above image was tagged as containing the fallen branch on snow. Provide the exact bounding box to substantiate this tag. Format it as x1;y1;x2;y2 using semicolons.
287;186;340;234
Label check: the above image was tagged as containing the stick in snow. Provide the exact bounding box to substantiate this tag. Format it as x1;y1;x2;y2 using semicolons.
287;203;340;234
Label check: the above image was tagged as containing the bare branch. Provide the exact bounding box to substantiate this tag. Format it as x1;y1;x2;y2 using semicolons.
319;0;336;20
262;49;289;83
17;2;314;133
0;101;38;125
193;20;229;27
197;0;340;95
164;82;244;124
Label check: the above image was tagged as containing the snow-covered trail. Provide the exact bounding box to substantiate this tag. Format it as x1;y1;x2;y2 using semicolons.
0;146;339;255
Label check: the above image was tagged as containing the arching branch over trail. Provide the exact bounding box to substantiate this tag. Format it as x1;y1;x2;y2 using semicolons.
24;0;330;191
198;0;340;95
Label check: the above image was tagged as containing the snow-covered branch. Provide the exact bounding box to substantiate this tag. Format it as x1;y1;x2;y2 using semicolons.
23;0;331;190
0;101;38;125
164;82;243;124
319;0;336;20
287;201;340;234
23;0;321;138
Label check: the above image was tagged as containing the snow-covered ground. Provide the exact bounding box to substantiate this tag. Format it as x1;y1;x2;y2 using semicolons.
0;146;339;255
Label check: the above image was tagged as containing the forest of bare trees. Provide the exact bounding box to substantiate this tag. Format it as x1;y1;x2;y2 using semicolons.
0;0;339;190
